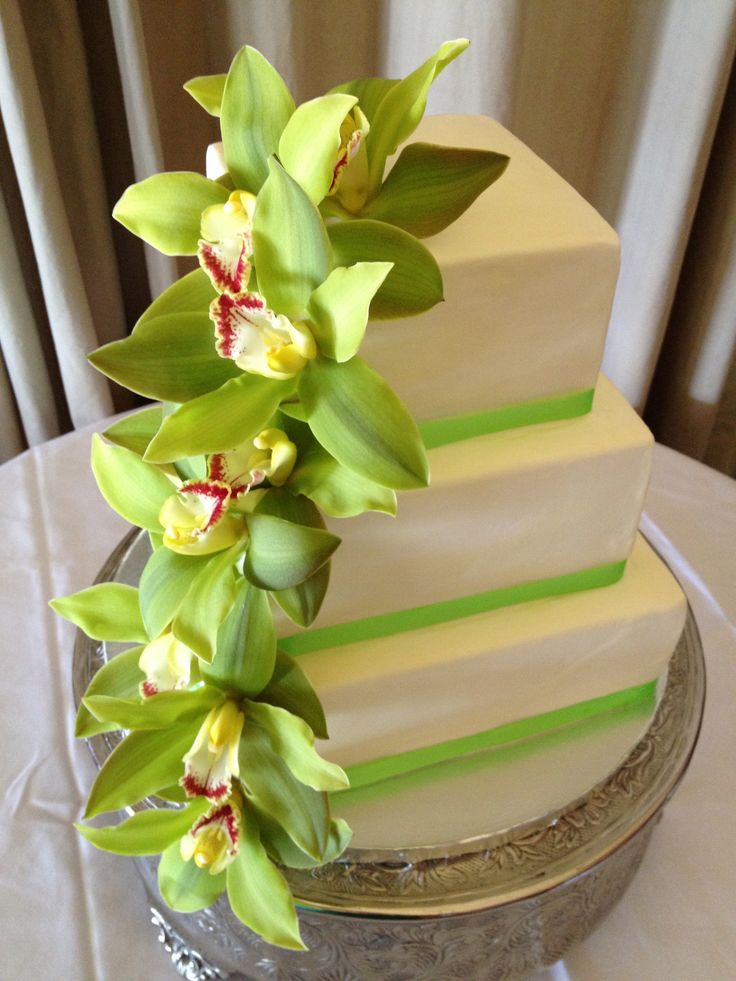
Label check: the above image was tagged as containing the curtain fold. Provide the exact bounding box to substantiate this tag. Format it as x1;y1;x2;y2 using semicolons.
0;0;127;450
1;0;735;475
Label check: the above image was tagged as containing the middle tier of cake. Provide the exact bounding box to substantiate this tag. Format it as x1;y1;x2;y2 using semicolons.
296;374;652;631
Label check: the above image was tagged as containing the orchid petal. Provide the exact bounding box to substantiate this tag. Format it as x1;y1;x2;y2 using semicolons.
278;93;358;204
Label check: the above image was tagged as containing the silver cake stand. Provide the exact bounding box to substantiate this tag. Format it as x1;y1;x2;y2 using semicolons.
73;531;705;981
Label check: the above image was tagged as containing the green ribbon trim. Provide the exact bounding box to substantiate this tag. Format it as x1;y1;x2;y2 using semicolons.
279;558;626;658
418;387;595;450
339;679;657;792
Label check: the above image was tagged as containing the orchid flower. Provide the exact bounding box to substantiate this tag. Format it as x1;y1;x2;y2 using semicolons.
328;106;370;213
198;190;257;295
181;699;245;800
180;793;242;874
159;480;244;556
210;291;316;379
138;630;195;697
208;428;297;497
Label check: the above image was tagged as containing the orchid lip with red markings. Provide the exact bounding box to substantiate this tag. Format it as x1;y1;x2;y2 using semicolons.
198;238;251;294
181;701;245;801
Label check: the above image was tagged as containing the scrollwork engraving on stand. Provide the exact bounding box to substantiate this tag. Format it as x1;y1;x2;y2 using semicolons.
151;907;226;981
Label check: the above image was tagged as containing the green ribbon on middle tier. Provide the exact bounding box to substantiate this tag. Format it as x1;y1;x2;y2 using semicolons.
279;557;626;657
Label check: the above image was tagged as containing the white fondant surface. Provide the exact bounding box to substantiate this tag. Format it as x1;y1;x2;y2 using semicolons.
306;375;653;627
302;535;686;769
360;115;620;420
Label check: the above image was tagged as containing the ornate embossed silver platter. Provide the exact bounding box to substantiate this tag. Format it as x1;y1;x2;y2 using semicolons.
73;531;705;981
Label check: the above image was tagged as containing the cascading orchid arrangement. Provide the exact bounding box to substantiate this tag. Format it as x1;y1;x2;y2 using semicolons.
51;39;508;949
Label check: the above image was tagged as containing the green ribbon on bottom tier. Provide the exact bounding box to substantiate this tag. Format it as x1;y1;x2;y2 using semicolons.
338;679;657;792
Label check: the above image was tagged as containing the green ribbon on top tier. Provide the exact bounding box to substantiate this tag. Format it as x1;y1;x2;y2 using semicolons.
418;386;595;450
337;678;657;793
279;557;626;657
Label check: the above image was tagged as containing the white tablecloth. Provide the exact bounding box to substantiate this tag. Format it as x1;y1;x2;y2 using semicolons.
1;421;734;980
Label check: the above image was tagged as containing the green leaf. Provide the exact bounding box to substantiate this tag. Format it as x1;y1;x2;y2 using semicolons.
172;544;242;663
258;807;352;869
85;723;197;818
89;313;240;403
113;173;228;255
366;39;469;195
139;540;212;639
158;840;226;912
201;579;276;696
84;687;221;731
289;441;396;517
220;46;295;193
76;799;209;855
143;374;294;463
329;76;398;125
252;157;331;318
244;512;340;591
277;401;307;422
278;93;357;204
327;219;442;319
307;262;393;362
258;650;328;740
238;725;329;859
364;142;509;237
271;564;330;629
226;808;305;950
51;583;147;643
103;407;163;457
137;268;216;326
253;488;331;627
248;701;348;791
300;356;428;489
91;434;175;530
75;646;144;738
183;73;227;115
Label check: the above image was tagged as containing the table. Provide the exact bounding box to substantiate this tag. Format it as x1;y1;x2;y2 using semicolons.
1;420;734;980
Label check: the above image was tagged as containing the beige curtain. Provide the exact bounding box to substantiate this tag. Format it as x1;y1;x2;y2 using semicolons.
1;0;735;476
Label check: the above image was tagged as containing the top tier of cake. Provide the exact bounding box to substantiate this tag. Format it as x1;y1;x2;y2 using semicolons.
361;115;620;422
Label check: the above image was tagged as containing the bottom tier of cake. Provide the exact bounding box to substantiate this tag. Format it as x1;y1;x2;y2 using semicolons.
294;535;686;776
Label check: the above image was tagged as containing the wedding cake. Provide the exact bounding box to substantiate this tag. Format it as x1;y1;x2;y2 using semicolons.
55;41;686;950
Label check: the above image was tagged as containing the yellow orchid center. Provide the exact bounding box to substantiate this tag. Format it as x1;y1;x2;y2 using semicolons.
200;190;256;242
